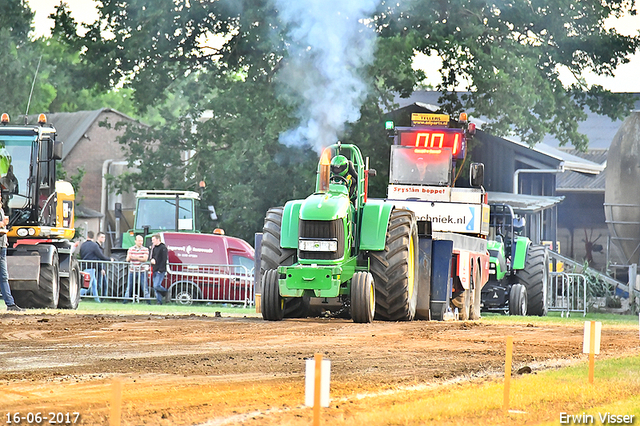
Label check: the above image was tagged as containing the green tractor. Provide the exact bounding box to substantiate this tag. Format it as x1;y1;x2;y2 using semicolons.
259;143;418;323
481;204;549;316
119;190;202;249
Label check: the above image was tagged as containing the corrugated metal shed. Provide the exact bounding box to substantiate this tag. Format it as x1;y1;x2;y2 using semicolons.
488;192;565;213
556;149;608;192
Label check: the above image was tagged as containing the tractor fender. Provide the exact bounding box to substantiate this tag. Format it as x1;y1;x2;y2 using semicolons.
11;243;57;265
359;200;394;251
511;236;531;270
280;200;303;249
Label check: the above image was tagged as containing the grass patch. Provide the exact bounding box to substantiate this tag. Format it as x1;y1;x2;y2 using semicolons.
482;311;640;327
76;298;260;317
318;354;640;426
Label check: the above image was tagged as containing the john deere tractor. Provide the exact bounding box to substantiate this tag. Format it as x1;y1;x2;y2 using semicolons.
260;143;418;323
481;204;549;316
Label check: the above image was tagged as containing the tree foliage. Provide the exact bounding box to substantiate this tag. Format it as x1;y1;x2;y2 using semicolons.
0;1;137;119
51;0;640;240
376;0;639;149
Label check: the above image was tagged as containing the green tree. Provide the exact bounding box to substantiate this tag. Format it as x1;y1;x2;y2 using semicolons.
0;1;54;118
62;0;640;150
55;0;640;239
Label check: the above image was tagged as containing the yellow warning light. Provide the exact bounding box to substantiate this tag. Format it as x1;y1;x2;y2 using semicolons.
1;113;9;124
38;114;47;124
459;112;468;122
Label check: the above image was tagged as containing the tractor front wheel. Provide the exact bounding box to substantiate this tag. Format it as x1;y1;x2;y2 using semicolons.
261;207;309;318
58;257;81;309
509;283;528;316
262;269;284;321
351;272;375;323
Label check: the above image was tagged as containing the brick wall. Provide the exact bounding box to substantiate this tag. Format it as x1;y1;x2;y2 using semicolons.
61;111;133;214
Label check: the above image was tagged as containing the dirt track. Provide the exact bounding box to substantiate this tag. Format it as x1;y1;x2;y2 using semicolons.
0;311;638;425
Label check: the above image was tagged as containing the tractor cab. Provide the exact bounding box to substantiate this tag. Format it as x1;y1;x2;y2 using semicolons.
119;190;201;249
487;203;528;277
488;204;517;279
0;113;74;238
390;146;453;186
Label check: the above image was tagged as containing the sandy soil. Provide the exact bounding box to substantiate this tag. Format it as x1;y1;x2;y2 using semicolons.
0;311;638;425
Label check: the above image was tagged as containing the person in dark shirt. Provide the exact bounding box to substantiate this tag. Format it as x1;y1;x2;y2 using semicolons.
150;234;169;304
80;231;111;302
80;231;111;262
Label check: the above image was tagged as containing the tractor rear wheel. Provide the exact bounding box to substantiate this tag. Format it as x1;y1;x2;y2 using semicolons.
106;251;128;298
370;209;419;321
58;257;81;309
516;244;549;316
262;269;284;321
261;207;309;318
509;283;528;316
351;272;375;323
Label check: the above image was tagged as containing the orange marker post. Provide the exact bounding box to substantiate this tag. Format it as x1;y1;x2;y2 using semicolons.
110;379;122;426
589;321;596;384
582;321;601;385
503;336;513;413
313;353;323;426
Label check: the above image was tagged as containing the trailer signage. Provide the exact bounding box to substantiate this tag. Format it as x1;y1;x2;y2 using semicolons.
388;185;450;201
392;200;483;234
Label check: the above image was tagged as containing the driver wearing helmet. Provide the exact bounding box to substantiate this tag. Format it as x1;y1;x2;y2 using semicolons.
513;215;526;235
330;154;357;200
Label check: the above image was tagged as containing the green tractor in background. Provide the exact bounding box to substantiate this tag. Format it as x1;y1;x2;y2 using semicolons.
481;204;549;316
259;143;418;323
119;190;202;249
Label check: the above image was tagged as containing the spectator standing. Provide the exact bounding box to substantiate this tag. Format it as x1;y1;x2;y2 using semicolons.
0;200;24;311
124;235;150;304
79;230;110;303
150;234;169;304
95;232;109;296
